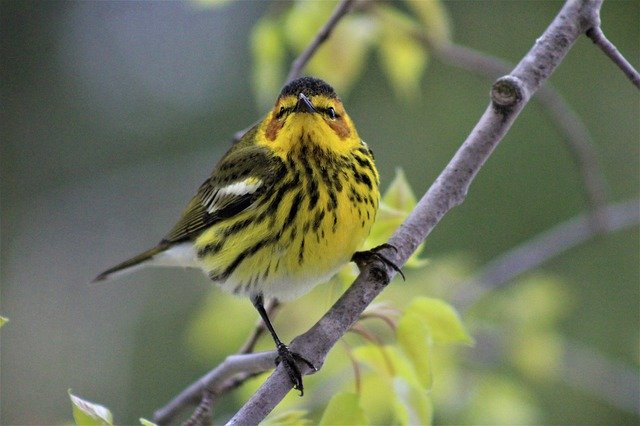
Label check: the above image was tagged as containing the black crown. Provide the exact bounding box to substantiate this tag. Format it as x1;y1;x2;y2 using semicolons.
279;76;337;99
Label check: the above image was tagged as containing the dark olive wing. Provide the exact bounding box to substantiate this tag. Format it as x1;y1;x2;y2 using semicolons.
161;145;281;244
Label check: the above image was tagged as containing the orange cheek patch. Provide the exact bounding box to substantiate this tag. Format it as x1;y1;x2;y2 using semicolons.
328;119;351;139
265;118;283;141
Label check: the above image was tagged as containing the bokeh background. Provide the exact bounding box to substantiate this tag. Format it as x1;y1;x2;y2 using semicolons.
1;1;638;424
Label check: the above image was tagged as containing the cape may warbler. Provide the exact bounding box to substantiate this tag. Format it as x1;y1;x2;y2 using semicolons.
95;76;395;394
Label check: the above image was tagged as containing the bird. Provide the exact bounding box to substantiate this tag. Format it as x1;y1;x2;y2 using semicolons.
94;76;398;394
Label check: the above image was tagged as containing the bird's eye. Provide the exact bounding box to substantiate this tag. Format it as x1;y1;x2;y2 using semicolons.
276;106;286;120
327;107;337;120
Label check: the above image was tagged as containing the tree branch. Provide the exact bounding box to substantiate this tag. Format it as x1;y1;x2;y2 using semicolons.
154;301;280;424
562;339;640;414
388;14;611;232
586;26;640;89
227;1;605;423
452;198;640;311
153;352;276;425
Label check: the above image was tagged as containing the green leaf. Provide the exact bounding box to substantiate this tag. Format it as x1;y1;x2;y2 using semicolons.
396;311;433;389
378;31;427;100
368;169;427;268
382;168;417;212
139;418;157;426
407;297;474;346
262;409;312;426
366;203;406;248
392;378;433;426
319;392;368;426
0;316;8;328
404;0;452;45
251;16;286;109
352;344;396;378
375;8;427;100
69;391;113;425
353;344;422;390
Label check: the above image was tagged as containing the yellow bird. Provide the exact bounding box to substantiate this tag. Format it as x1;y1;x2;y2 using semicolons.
95;76;397;393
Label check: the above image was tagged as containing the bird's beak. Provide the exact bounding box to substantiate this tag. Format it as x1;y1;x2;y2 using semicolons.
294;93;317;114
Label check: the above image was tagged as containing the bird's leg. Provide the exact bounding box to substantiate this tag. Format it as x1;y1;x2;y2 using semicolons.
351;243;405;280
250;293;316;396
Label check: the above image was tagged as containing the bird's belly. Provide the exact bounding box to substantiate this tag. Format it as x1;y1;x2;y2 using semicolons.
194;189;377;301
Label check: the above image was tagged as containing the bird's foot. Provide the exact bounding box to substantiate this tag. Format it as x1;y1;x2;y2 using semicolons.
351;243;405;280
275;342;316;396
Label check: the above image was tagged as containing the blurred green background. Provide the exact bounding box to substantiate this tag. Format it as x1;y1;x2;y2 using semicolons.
1;1;638;424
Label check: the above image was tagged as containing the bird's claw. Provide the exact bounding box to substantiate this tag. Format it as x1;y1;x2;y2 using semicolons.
351;243;405;280
275;343;316;396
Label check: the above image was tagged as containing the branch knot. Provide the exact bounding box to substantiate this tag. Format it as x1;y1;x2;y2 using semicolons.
491;76;526;110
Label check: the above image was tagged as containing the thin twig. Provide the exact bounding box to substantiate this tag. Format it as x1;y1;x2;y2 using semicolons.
586;26;640;89
154;352;276;425
183;389;214;426
359;311;398;331
561;339;640;414
349;323;385;347
155;300;280;424
340;341;363;395
227;2;606;423
285;0;355;84
452;199;639;311
467;330;640;414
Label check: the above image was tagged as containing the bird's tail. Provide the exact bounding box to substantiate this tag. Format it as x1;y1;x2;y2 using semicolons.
93;244;168;282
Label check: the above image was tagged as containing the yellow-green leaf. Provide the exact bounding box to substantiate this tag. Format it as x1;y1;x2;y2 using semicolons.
407;297;474;346
375;7;427;100
319;392;368;426
352;344;396;378
366;203;405;248
358;373;398;425
396;311;433;389
378;32;427;100
69;391;113;425
0;316;8;328
382;168;417;212
368;169;427;267
252;16;286;109
404;0;452;45
139;418;157;426
353;344;422;390
392;377;433;426
262;409;312;426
